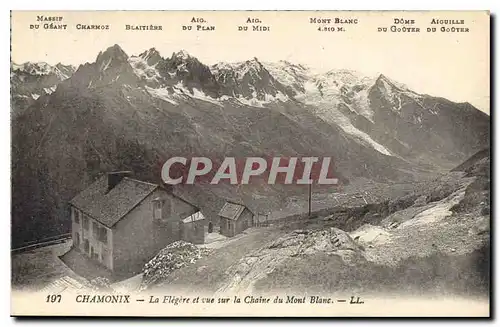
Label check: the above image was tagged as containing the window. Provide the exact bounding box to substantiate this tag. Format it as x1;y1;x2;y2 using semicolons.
73;208;80;224
98;227;108;243
82;216;89;230
153;199;163;221
92;221;99;236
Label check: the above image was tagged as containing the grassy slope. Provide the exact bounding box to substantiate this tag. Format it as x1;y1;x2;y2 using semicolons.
254;244;489;298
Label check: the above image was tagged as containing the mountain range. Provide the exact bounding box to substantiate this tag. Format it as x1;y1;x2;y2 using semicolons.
11;62;76;116
11;44;490;246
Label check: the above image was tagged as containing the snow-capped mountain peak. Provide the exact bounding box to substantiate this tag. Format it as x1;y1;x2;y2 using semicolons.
234;57;269;80
10;61;77;117
172;50;191;60
16;45;485;164
11;44;490;205
95;44;129;72
53;63;76;80
263;61;311;95
138;48;163;66
12;62;53;76
11;61;76;82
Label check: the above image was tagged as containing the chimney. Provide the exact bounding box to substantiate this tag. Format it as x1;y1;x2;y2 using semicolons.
107;171;132;192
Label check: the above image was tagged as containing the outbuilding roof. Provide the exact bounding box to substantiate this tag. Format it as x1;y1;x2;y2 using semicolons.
218;202;248;220
181;211;206;224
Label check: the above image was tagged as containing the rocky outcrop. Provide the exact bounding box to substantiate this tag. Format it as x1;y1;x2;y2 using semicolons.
216;228;363;294
140;241;212;290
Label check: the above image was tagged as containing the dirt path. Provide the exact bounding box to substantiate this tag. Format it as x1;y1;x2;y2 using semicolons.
151;227;285;294
11;241;84;290
214;227;363;296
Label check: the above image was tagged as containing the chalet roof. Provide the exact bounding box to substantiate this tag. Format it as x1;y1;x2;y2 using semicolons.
69;176;158;228
218;202;248;220
181;211;205;224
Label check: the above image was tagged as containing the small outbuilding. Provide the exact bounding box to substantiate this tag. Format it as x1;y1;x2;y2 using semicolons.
218;202;254;237
180;211;207;244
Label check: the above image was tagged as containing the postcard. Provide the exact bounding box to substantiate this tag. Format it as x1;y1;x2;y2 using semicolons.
10;10;490;317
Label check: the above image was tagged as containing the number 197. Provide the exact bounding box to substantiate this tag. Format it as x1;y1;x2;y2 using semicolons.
46;294;61;303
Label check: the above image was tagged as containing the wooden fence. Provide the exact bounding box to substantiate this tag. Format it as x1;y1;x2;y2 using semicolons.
11;233;72;254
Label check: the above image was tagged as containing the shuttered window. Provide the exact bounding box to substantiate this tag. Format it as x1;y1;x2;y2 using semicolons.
92;221;99;236
98;227;108;243
82;216;89;230
153;199;163;221
73;208;80;224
